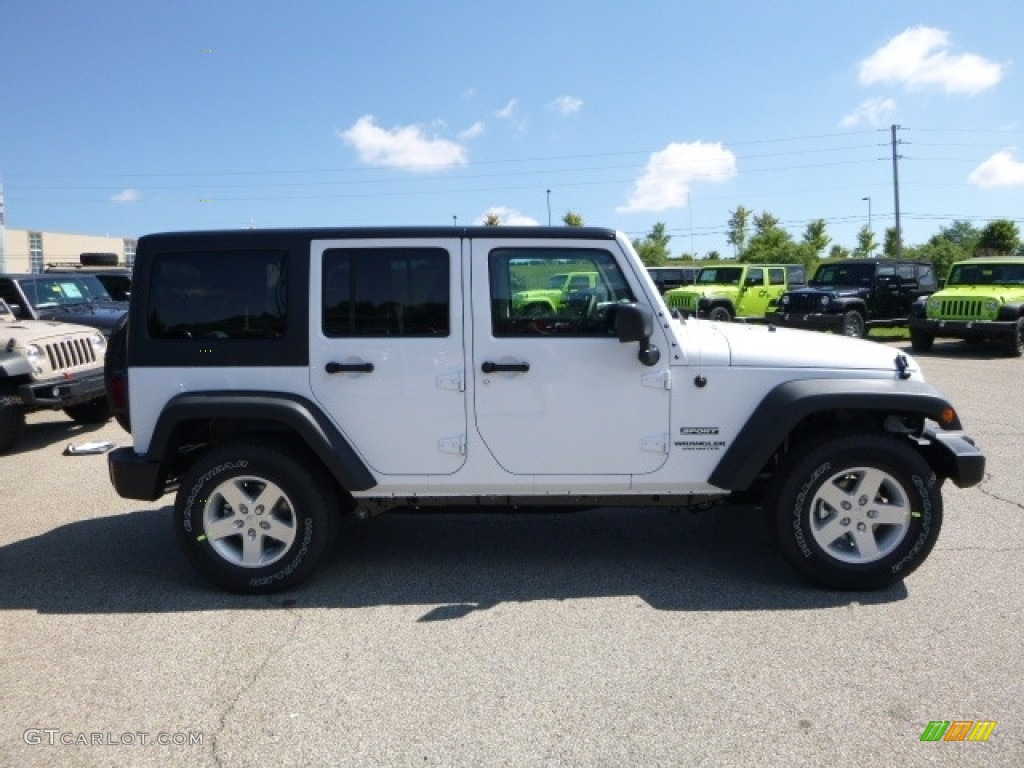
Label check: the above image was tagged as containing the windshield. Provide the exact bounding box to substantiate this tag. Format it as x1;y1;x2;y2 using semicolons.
696;267;742;285
811;263;878;287
947;262;1024;286
19;276;114;308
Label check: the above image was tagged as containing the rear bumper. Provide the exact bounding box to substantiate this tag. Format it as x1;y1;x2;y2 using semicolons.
107;447;169;501
919;426;985;489
18;371;106;408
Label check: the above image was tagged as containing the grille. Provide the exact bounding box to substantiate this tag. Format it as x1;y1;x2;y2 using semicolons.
933;299;984;319
784;294;825;313
666;293;696;311
44;337;97;371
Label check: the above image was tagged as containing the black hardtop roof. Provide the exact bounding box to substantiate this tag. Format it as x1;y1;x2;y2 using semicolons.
138;225;620;249
815;258;933;267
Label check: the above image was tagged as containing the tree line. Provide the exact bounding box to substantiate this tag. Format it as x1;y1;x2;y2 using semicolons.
481;208;1021;279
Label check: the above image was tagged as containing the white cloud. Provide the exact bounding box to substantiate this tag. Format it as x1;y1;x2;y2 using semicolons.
968;150;1024;187
111;188;140;203
494;100;518;119
840;96;897;127
859;26;1005;95
548;95;583;116
617;141;737;214
474;207;539;226
458;121;485;141
337;115;468;172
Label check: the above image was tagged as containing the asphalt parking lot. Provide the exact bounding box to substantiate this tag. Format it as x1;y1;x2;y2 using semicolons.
1;338;1021;767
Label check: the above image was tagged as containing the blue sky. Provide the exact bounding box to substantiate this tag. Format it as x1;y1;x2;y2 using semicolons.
1;0;1022;257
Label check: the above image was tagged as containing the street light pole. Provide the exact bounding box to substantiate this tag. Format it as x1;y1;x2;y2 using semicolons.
546;189;551;226
862;196;872;256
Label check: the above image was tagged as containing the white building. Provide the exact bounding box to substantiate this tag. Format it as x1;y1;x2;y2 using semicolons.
0;227;137;273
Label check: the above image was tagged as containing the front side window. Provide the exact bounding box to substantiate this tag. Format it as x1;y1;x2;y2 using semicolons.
769;268;786;286
323;248;449;337
490;247;635;337
148;250;288;339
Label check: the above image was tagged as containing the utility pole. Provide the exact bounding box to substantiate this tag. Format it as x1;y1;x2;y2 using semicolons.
891;125;903;256
546;189;551;226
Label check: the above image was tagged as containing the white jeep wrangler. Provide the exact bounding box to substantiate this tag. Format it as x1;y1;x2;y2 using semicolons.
106;227;984;593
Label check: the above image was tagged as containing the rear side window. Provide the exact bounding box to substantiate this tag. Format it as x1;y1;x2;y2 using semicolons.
322;248;450;337
148;250;288;339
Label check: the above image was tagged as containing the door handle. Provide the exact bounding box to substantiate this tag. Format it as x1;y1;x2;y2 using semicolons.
481;361;530;374
326;361;374;374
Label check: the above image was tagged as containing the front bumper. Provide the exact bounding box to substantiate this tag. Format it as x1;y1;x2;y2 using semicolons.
918;426;986;489
909;316;1015;339
18;371;106;408
766;311;843;332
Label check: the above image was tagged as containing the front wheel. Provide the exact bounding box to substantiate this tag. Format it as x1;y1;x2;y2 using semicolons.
841;310;866;338
0;396;26;453
708;306;733;323
175;442;339;593
910;329;934;352
1002;317;1024;357
770;432;943;590
64;397;112;424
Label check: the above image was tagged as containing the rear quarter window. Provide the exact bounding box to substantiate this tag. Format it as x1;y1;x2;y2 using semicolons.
147;250;288;339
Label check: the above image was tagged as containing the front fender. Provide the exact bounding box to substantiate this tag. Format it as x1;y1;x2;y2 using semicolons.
708;378;964;491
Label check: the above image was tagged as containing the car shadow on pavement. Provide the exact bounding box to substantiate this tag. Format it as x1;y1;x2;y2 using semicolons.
0;505;908;615
891;339;1015;360
5;415;114;457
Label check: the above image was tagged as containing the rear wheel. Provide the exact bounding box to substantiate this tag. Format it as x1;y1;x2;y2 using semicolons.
910;329;934;352
770;432;942;590
175;442;339;593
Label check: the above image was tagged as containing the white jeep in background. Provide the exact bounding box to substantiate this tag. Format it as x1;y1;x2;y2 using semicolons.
106;226;984;593
0;298;109;452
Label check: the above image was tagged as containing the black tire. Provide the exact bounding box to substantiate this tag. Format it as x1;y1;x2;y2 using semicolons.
909;329;934;352
174;442;340;593
64;397;112;424
708;305;733;323
1002;317;1024;358
770;432;943;590
841;310;866;338
105;314;131;432
0;397;27;454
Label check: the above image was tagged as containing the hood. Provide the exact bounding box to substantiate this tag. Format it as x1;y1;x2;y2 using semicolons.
35;303;128;334
687;319;920;376
4;319;105;347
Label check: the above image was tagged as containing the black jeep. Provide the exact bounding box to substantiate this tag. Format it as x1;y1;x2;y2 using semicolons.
767;259;938;337
0;273;129;336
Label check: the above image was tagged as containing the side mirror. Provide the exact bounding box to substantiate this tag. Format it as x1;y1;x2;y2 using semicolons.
615;304;660;367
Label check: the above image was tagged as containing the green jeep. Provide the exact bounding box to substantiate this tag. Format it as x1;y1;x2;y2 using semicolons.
663;264;806;322
909;257;1024;356
511;270;600;315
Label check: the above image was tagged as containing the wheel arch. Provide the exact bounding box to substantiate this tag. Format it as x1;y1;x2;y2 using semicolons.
708;378;963;492
148;391;376;494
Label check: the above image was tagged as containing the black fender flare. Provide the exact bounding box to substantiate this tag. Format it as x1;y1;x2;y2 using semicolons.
708;378;962;491
149;390;376;492
997;303;1024;321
